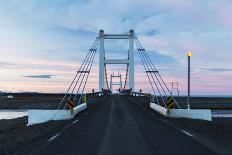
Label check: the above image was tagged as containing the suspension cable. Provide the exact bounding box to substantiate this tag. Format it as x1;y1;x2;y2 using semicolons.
104;64;110;90
135;38;180;108
68;40;98;99
137;40;168;96
136;39;180;108
76;47;97;106
123;64;129;90
123;51;130;90
57;38;99;110
135;40;166;106
136;40;164;106
140;50;166;106
72;47;97;103
72;42;98;103
57;40;98;109
136;44;160;105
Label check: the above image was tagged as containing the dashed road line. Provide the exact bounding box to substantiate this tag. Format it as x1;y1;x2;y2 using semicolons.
182;130;194;137
72;119;79;124
47;119;79;142
46;108;91;143
149;112;156;116
47;133;60;142
158;118;194;138
159;118;168;123
47;118;81;142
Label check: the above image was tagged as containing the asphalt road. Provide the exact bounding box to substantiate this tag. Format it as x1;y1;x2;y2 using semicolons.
23;95;217;155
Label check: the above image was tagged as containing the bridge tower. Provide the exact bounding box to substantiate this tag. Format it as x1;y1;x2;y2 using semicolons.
110;72;122;92
98;30;135;91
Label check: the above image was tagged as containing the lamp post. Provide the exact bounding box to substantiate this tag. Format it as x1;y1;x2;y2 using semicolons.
187;51;192;109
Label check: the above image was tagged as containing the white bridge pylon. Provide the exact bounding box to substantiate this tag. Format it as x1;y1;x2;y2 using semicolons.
110;72;122;92
98;30;135;91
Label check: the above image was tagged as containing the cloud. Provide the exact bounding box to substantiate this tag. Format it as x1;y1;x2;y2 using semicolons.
146;29;163;36
143;50;179;64
0;0;232;95
50;26;97;37
42;49;58;53
195;68;232;73
23;74;56;79
0;61;17;68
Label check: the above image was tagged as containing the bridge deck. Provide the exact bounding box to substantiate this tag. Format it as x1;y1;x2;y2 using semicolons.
21;95;216;154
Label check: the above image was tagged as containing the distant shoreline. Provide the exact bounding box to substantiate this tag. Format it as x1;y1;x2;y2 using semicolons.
1;92;232;98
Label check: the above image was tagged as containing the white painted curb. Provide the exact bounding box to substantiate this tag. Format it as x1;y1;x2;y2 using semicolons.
27;103;87;125
150;103;212;121
150;102;167;116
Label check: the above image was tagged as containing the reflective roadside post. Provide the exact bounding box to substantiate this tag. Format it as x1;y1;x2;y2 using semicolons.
187;51;192;109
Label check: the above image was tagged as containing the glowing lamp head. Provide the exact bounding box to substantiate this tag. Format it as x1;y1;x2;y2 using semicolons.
187;51;192;57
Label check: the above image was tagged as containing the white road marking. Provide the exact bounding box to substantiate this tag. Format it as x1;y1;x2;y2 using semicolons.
47;133;60;142
159;118;168;123
182;130;194;137
158;117;194;138
72;119;79;124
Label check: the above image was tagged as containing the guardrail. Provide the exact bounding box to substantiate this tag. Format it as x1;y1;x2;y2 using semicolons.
131;92;150;97
86;89;112;97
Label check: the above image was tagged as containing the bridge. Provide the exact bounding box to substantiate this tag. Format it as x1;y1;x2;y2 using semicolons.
26;30;214;154
55;29;180;109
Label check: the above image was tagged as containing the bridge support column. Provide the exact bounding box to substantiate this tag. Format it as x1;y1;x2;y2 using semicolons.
120;75;122;90
98;30;135;92
99;30;105;91
110;74;112;91
129;30;135;91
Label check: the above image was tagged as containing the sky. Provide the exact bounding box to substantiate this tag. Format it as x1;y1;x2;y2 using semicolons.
0;0;232;95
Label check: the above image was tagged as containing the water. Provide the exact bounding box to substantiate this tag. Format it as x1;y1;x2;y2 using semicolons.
0;109;231;119
212;110;232;118
0;109;28;120
191;95;232;98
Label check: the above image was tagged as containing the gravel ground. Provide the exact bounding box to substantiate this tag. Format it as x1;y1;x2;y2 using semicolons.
0;93;62;109
0;93;105;109
175;97;232;109
1;93;232;110
0;116;69;154
129;96;232;154
0;96;106;154
169;117;232;154
0;95;231;154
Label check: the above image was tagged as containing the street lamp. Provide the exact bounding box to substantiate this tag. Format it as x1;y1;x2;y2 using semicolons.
187;51;192;109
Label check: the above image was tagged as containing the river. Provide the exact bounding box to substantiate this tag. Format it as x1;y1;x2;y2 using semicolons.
0;109;28;119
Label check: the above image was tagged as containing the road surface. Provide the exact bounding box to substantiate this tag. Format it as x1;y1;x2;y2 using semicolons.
18;95;217;155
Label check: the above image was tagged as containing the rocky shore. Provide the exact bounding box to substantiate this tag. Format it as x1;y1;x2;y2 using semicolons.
170;117;232;154
130;96;232;154
176;96;232;110
0;116;69;154
1;93;232;110
0;93;63;109
0;95;106;154
0;94;231;154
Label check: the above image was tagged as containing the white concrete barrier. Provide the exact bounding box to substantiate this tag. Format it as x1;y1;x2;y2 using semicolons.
169;109;212;121
27;103;87;125
150;103;167;116
150;103;212;121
